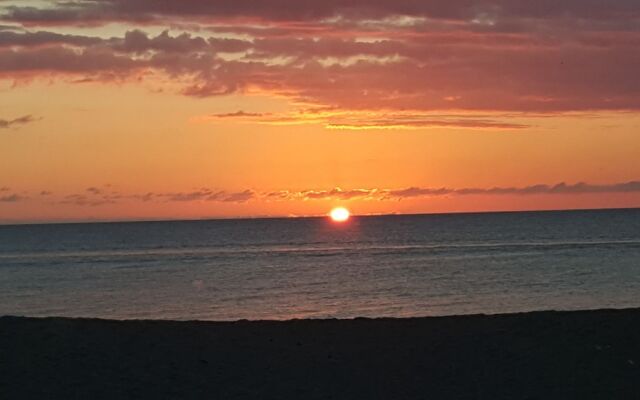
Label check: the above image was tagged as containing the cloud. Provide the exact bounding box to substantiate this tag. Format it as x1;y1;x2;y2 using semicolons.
3;1;640;26
385;187;451;198
0;29;101;47
203;109;530;130
3;181;639;208
0;46;141;75
302;188;378;200
162;189;255;203
220;189;255;203
7;186;258;206
387;181;640;198
113;29;211;54
163;189;215;202
210;110;265;118
265;181;640;201
324;118;529;130
0;193;26;202
130;192;155;202
0;3;640;114
0;115;38;129
60;193;116;206
86;187;102;195
0;24;23;32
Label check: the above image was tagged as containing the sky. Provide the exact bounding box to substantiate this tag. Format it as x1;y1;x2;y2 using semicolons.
1;0;640;223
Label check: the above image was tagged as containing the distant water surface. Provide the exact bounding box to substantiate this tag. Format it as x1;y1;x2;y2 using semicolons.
1;209;639;320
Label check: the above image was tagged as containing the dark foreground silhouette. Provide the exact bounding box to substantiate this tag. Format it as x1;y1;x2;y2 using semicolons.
1;308;639;399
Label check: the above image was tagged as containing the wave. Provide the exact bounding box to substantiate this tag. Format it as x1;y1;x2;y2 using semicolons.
2;239;639;263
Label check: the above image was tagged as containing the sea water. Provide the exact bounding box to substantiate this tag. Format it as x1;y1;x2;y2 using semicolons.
1;209;639;320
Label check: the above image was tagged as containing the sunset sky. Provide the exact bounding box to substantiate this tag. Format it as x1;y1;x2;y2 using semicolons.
1;0;640;223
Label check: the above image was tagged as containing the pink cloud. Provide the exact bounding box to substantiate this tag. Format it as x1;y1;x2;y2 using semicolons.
0;2;639;113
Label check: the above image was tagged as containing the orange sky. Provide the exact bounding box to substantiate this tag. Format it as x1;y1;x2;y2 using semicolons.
1;1;640;223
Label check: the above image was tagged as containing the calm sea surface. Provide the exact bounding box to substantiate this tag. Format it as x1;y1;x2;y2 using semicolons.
1;209;639;320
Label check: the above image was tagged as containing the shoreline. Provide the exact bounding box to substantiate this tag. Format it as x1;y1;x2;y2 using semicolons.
2;307;639;399
2;305;640;323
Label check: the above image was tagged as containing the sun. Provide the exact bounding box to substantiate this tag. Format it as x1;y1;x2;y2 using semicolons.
329;207;350;222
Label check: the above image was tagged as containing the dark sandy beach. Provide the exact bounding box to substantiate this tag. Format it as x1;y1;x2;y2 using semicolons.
1;308;639;399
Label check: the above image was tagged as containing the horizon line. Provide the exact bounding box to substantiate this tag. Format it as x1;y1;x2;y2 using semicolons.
1;206;638;227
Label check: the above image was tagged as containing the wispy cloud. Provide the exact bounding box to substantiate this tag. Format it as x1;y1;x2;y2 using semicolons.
85;187;102;195
219;189;256;203
60;193;117;207
55;187;257;205
387;181;640;198
0;115;38;129
0;193;27;202
391;181;640;198
265;181;640;201
161;189;256;203
210;111;265;119
202;109;530;130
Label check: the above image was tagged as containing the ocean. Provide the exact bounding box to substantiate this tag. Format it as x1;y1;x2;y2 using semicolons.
1;209;639;321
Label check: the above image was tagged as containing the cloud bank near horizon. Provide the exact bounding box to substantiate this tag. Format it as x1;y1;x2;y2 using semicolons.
2;181;639;207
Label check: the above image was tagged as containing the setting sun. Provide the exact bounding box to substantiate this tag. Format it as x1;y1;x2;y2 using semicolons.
330;207;350;222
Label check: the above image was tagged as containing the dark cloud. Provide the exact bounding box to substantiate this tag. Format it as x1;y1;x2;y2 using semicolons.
0;193;26;202
86;187;102;195
113;29;209;54
0;29;101;47
0;115;38;129
0;46;141;74
3;1;640;26
211;111;265;118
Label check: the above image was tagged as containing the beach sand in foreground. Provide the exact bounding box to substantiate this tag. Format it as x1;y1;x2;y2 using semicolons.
1;308;639;399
